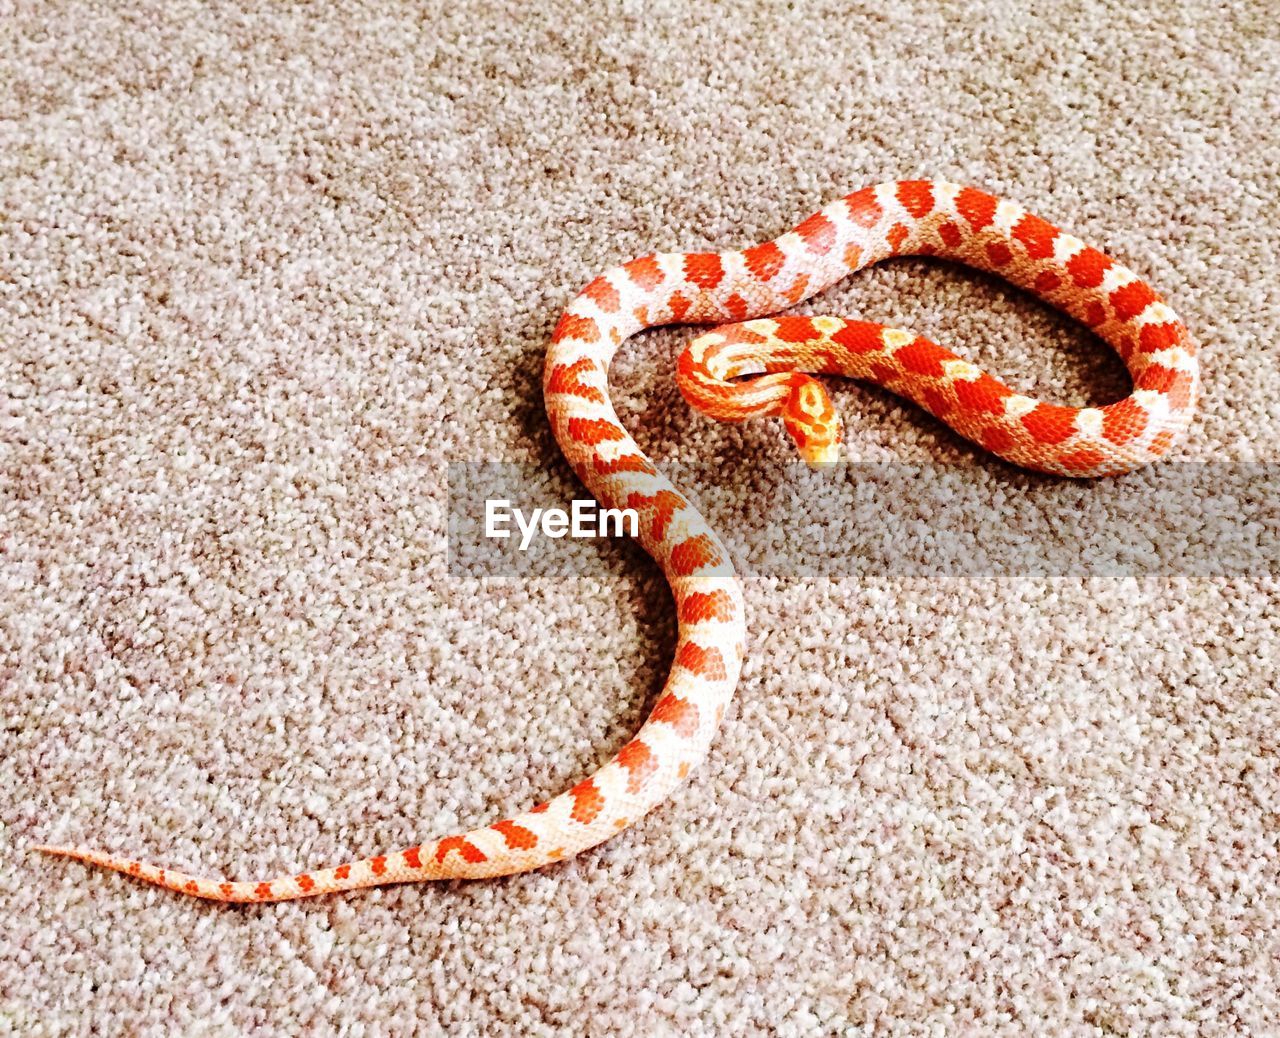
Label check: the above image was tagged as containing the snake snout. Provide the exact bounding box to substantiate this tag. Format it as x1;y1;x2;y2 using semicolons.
796;438;843;469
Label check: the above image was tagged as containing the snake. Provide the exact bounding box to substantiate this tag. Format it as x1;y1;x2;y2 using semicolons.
37;181;1199;900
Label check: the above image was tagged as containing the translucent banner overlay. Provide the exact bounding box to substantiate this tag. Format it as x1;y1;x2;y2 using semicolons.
447;462;1278;579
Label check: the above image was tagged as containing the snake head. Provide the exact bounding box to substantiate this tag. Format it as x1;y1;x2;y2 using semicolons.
781;376;843;469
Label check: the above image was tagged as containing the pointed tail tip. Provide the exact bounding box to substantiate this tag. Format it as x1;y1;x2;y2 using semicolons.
33;845;110;869
33;844;117;869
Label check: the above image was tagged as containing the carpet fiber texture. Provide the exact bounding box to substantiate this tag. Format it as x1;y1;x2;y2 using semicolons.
2;1;1278;1034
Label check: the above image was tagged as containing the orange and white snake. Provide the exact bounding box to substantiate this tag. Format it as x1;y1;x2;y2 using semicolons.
38;181;1198;900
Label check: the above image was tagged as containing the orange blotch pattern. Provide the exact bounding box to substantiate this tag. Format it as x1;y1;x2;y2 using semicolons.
845;186;884;227
1021;403;1079;444
870;362;899;384
583;275;620;312
492;820;539;850
624;255;665;290
985;242;1013;267
980;425;1015;454
893;338;952;377
1139;321;1183;353
617;739;658;794
1102;398;1149;445
553;313;600;344
1013;213;1059;259
1110;281;1158;322
1138;367;1194;409
1067;247;1112;288
1060;447;1106;472
569;779;604;825
670;535;722;575
773;316;819;343
567;417;626;445
831;321;886;354
679;589;735;623
677;642;727;680
435;837;487;864
594;453;657;476
1034;270;1062;294
956;187;998;230
627;488;686;542
652;694;700;738
896;180;935;219
785;275;810;303
795;212;837;254
952;373;1013;415
546;358;604;402
743;241;785;281
922;386;952;418
685;253;725;290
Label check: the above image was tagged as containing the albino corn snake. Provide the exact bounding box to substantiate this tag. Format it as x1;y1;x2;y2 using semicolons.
38;181;1198;900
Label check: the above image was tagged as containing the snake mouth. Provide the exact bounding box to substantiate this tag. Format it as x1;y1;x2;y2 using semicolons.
798;440;843;469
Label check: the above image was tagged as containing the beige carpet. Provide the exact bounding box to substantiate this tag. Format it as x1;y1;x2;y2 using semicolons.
3;1;1278;1034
